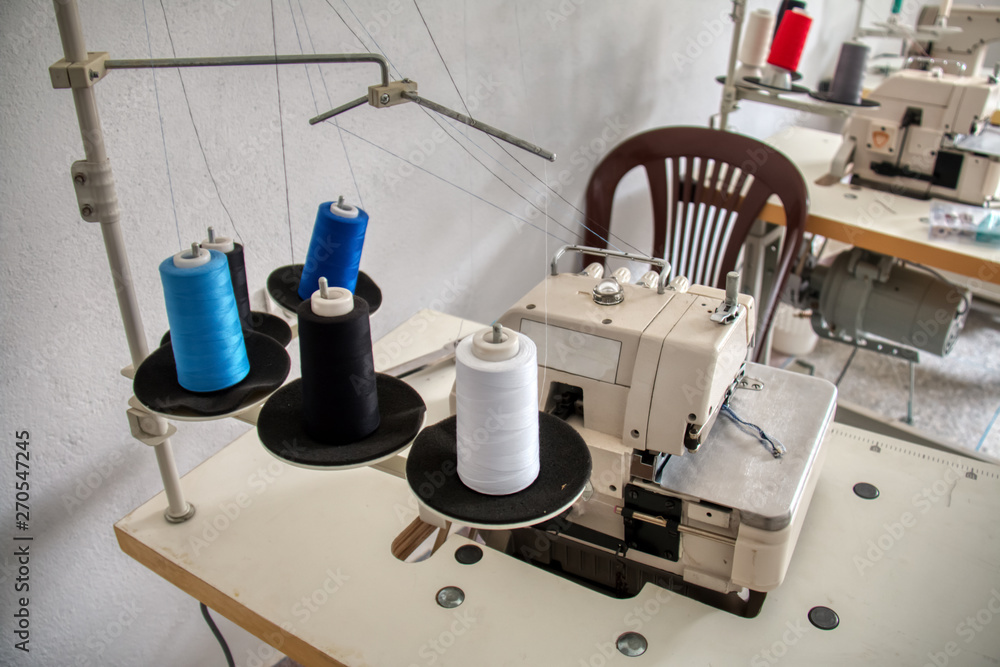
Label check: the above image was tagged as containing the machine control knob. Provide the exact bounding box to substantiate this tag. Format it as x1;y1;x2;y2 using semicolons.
593;278;624;306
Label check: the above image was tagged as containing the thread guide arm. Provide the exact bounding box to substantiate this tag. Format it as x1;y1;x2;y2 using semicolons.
49;51;555;161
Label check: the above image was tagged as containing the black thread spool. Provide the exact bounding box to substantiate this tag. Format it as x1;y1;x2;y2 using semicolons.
773;0;806;39
192;228;292;347
223;242;253;328
297;288;380;444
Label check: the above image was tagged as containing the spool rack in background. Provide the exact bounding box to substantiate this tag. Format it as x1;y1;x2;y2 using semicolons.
717;0;857;130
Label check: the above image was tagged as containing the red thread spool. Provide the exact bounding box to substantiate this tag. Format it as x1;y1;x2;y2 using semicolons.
767;9;812;72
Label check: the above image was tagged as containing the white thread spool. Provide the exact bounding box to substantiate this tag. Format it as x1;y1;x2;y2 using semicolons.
455;326;540;495
738;9;775;79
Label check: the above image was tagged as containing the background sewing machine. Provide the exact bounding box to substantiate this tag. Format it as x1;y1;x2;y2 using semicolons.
830;4;1000;205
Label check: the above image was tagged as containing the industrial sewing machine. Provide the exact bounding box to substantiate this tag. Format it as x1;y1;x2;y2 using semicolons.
449;246;840;614
831;5;1000;205
831;64;1000;205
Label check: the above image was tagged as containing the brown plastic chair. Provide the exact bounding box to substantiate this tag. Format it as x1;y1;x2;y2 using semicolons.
582;126;809;361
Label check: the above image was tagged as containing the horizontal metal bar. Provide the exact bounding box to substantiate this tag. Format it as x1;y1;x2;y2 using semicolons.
381;340;461;379
550;244;671;293
734;87;852;118
401;91;556;162
309;94;368;125
105;53;389;87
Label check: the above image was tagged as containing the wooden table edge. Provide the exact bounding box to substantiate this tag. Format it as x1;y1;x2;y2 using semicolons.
760;202;1000;285
114;524;348;667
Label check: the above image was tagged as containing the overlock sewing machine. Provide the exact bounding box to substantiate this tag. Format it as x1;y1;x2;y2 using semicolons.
831;5;1000;205
439;246;838;615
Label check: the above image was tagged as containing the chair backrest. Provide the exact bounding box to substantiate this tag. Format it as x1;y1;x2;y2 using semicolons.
582;126;809;361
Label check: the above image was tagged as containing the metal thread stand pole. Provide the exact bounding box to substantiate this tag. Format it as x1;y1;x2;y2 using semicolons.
53;0;193;523
906;359;916;425
719;0;747;131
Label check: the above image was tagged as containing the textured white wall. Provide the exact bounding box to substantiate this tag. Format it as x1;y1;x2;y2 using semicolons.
0;1;894;664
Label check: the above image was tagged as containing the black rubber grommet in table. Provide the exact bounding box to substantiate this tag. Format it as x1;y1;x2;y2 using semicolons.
257;374;426;469
743;76;810;94
266;264;382;316
455;544;483;565
160;312;293;349
405;412;592;529
808;606;840;630
808;91;880;107
134;330;291;420
853;482;880;500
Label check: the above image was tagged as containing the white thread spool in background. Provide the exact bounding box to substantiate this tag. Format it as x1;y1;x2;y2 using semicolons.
455;326;540;495
738;9;775;77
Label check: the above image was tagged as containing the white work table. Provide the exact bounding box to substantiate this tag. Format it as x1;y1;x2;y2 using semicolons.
760;126;1000;285
115;310;1000;666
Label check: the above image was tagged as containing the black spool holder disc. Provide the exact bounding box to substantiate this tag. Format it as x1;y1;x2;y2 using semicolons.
267;264;382;316
257;374;427;470
715;72;802;86
807;90;880;107
405;412;593;530
742;76;810;94
134;330;291;421
160;312;292;349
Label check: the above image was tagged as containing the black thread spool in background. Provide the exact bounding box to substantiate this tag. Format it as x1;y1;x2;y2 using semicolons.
773;0;806;38
227;243;254;328
297;295;380;444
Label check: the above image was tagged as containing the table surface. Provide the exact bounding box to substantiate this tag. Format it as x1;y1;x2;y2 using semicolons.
116;310;1000;666
761;126;1000;285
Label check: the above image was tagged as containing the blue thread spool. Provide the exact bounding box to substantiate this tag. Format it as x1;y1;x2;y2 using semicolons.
159;245;250;392
297;198;370;300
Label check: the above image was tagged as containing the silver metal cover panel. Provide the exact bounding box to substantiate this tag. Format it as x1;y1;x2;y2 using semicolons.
657;363;836;531
954;126;1000;158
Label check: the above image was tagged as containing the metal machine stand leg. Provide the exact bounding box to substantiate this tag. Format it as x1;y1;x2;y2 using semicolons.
906;360;915;425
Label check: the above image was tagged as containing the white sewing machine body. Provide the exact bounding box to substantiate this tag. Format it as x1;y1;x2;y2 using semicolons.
494;259;837;601
833;67;1000;205
500;271;755;457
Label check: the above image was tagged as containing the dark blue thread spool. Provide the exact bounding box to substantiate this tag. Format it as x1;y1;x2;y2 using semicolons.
297;198;370;300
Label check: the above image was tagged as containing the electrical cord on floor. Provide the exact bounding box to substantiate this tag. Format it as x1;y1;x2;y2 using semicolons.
200;602;236;667
836;347;859;386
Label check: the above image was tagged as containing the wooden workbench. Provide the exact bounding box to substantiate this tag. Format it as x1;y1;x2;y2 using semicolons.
115;310;1000;666
761;126;1000;285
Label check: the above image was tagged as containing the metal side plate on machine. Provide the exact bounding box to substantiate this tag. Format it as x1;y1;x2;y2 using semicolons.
658;363;837;531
